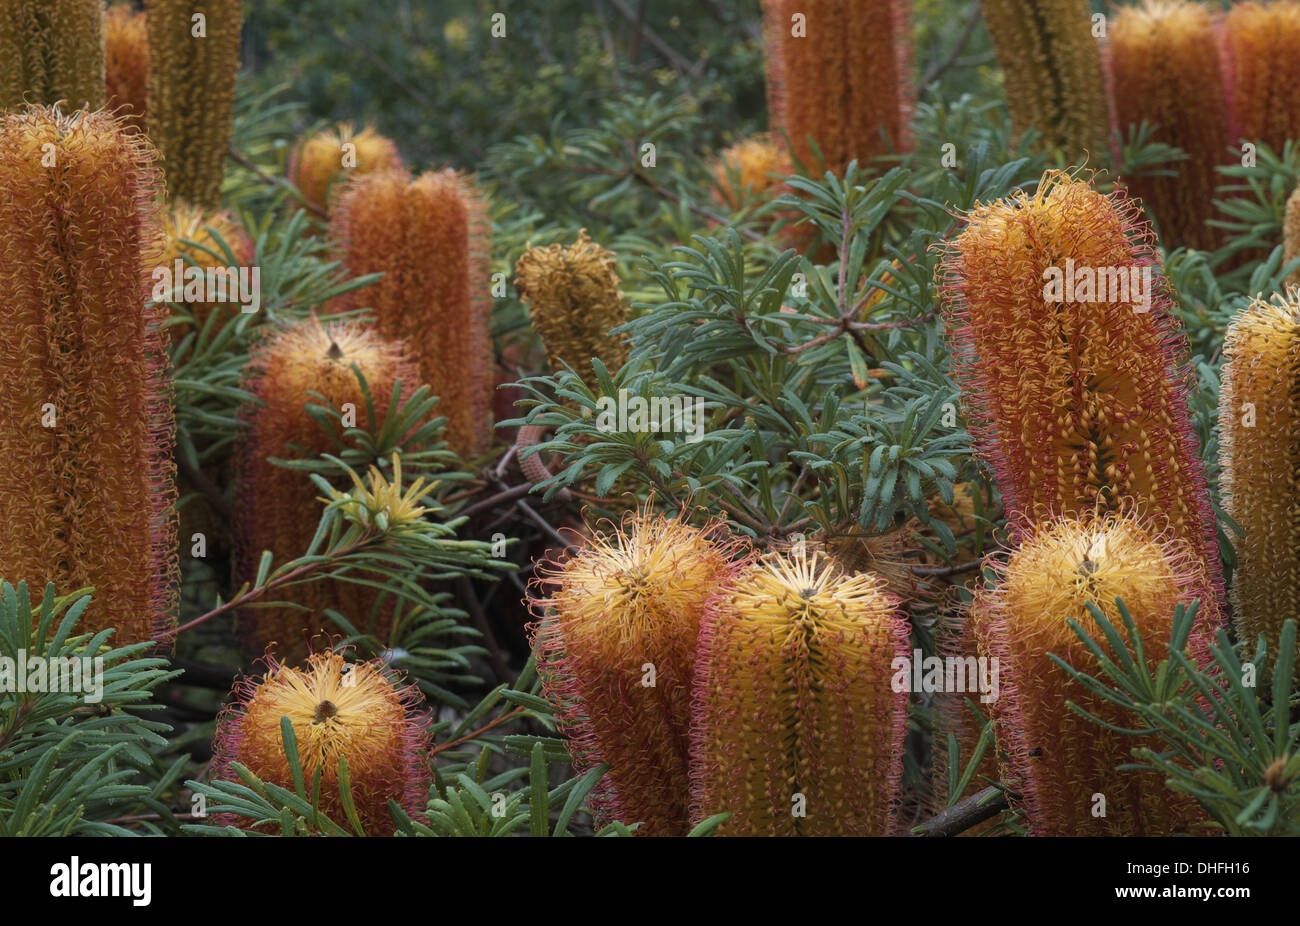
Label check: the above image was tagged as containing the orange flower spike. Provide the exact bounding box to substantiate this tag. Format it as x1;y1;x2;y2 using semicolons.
212;652;433;835
1222;1;1300;155
105;4;149;132
0;105;176;646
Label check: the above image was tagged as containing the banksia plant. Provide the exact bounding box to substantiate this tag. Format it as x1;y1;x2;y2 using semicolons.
981;0;1110;159
288;123;403;214
105;4;149;132
145;0;242;209
759;0;912;175
1219;293;1300;674
708;134;792;212
938;170;1224;622
1284;184;1300;287
514;230;629;386
235;318;424;662
1109;0;1231;251
529;511;742;836
690;546;909;836
330;168;493;458
972;513;1213;835
1222;1;1300;155
211;651;432;835
0;0;105;112
158;201;255;330
0;105;176;645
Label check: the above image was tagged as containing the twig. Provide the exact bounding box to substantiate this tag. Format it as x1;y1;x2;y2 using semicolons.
607;0;694;73
456;576;511;682
516;499;572;550
457;482;536;519
920;2;984;93
908;558;985;578
912;785;1011;836
429;706;526;758
228;148;328;220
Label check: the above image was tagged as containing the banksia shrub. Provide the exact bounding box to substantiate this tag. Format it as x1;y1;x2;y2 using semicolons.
973;513;1213;835
981;0;1109;159
1222;1;1300;155
0;0;105;112
105;4;149;132
158;202;255;330
691;546;909;836
514;230;629;385
288;123;403;214
938;170;1224;620
1109;0;1231;251
211;651;432;835
1219;294;1300;672
759;0;911;175
529;511;741;836
145;0;242;209
330;168;493;458
0;105;176;645
235;318;424;662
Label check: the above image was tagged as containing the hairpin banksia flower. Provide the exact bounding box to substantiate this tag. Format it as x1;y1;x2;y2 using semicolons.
0;0;105;112
0;105;176;646
330;168;493;458
707;134;819;254
528;511;743;836
235;319;427;662
972;513;1213;835
513;230;629;387
211;651;432;836
158;201;255;330
1284;184;1300;287
759;0;912;176
1109;0;1231;251
937;170;1225;624
105;4;149;132
288;123;403;214
145;0;242;209
981;0;1110;159
1222;1;1300;156
1219;294;1300;676
690;546;909;836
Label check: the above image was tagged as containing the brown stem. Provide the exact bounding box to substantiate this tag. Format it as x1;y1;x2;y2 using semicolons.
429;706;527;758
911;784;1011;836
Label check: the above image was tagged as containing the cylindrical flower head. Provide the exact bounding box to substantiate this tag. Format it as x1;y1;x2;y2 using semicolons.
938;170;1225;623
1222;1;1300;155
288;123;403;214
529;511;741;836
690;547;909;836
0;0;105;112
1109;0;1231;251
981;0;1111;160
105;4;149;132
158;201;255;330
1219;294;1300;673
0;106;175;646
514;230;629;386
759;0;912;176
330;168;493;458
973;513;1213;835
211;652;432;835
145;0;242;209
1284;184;1300;288
235;319;425;662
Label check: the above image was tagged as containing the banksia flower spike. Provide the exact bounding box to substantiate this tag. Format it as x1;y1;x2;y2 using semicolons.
1284;184;1300;287
288;123;403;215
330;168;493;458
708;134;818;254
514;230;629;386
0;105;176;645
0;0;105;112
145;0;242;209
211;651;432;835
1109;0;1231;251
1222;1;1300;156
105;4;149;132
1219;294;1300;673
981;0;1110;159
937;170;1225;625
690;546;910;836
759;0;912;176
235;318;425;662
528;511;742;836
973;512;1213;835
158;201;255;330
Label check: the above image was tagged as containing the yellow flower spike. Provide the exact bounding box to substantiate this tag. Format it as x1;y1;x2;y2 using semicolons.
288;122;403;213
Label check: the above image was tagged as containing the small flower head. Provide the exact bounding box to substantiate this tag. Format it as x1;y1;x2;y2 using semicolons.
288;122;403;213
708;134;792;211
212;651;432;835
158;201;255;328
